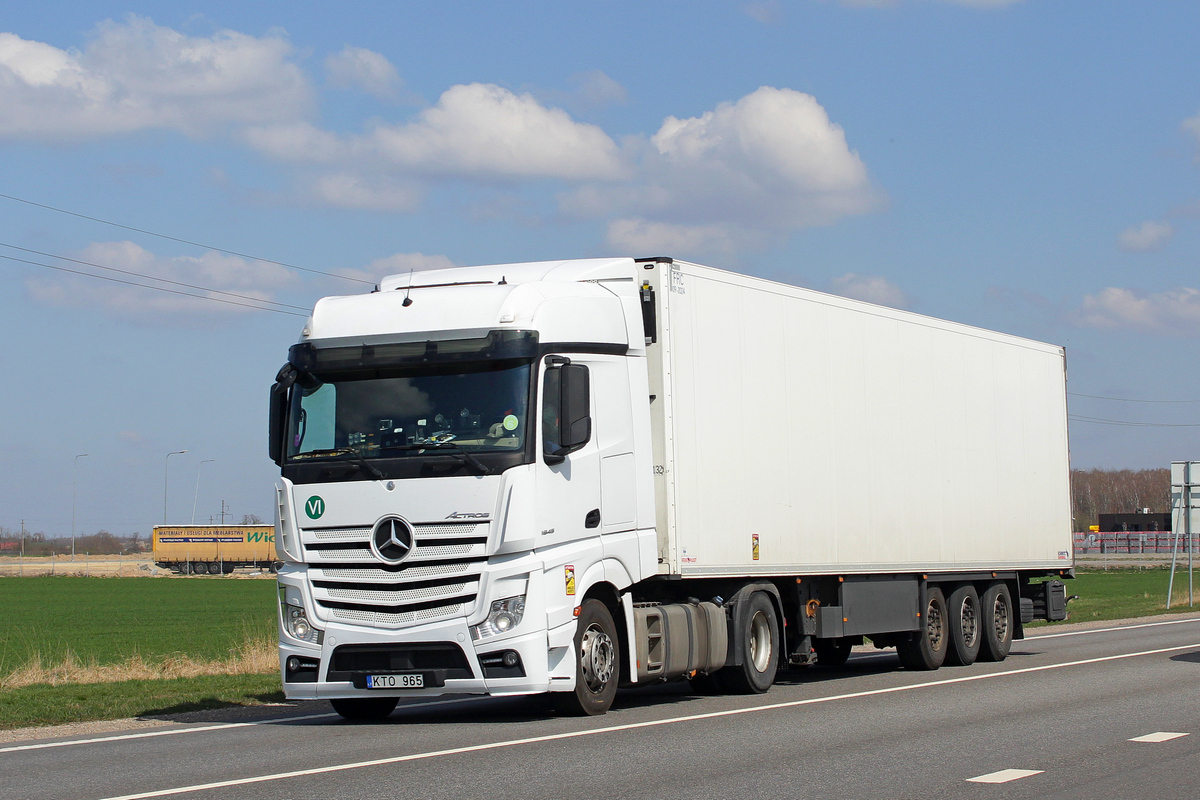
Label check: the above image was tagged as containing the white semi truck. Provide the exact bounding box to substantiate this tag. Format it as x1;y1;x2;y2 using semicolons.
270;257;1073;720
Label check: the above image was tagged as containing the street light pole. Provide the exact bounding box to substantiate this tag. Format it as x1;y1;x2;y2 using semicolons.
191;459;215;524
72;453;89;561
164;450;188;524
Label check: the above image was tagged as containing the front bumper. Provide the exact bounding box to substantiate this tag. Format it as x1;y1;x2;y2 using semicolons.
279;617;552;700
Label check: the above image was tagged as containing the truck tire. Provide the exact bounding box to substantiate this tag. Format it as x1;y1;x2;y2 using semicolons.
978;582;1014;662
815;638;853;668
554;599;619;716
896;587;948;671
330;697;399;721
719;592;779;694
945;585;981;666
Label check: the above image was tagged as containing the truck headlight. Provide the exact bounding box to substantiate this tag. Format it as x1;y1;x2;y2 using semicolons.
470;595;526;640
279;589;323;645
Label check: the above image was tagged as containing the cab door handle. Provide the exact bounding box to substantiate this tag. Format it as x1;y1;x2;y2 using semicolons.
585;509;601;528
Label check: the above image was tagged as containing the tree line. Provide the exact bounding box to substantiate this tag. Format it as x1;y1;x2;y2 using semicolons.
1071;468;1170;531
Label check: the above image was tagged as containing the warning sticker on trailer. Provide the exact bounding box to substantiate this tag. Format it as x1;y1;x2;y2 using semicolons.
564;565;576;596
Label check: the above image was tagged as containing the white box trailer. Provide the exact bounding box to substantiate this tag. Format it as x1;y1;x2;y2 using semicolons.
649;259;1073;576
269;256;1073;720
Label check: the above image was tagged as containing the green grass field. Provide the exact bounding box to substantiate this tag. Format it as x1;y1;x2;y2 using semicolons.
1045;567;1200;624
0;576;278;678
0;674;284;730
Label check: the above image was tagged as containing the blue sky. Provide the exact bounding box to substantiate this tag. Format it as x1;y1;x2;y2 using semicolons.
2;1;1198;537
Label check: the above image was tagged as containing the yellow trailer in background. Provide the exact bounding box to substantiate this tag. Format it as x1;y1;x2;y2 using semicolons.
153;525;276;575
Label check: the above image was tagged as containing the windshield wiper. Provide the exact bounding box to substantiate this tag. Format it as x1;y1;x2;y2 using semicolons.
399;442;492;475
296;448;385;479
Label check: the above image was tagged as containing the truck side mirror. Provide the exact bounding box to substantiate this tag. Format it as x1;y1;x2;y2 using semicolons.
269;364;296;466
543;360;591;463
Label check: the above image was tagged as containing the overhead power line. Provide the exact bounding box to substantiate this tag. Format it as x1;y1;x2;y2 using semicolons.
1068;392;1200;404
1068;414;1200;428
0;242;312;312
0;191;374;285
1;252;309;317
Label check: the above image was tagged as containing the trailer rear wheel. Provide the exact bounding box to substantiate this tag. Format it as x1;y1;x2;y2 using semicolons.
330;697;399;721
978;582;1014;662
945;585;981;666
815;638;853;667
896;587;947;671
554;599;619;716
720;592;779;694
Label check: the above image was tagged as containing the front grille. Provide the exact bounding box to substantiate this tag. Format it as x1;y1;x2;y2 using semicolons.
300;522;487;629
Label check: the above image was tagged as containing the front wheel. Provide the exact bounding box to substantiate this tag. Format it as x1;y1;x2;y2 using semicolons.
330;697;399;721
554;599;619;716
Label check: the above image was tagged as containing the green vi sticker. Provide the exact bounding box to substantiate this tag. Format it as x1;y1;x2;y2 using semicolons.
304;496;325;520
503;414;519;431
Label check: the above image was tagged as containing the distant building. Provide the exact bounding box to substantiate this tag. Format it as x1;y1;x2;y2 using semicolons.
1098;512;1171;532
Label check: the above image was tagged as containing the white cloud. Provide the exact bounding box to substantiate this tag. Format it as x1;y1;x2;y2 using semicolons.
325;45;403;100
570;86;881;254
0;17;311;140
249;83;877;251
249;83;625;182
1075;286;1200;334
1118;220;1174;252
830;273;911;308
24;241;298;321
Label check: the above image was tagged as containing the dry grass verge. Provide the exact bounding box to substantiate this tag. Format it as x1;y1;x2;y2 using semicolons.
0;634;276;689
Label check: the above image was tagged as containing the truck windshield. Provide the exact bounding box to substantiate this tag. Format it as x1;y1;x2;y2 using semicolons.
286;360;532;467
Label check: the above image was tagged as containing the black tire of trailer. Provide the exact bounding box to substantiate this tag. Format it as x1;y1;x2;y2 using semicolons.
945;584;982;667
896;586;948;671
814;638;853;668
222;562;235;574
554;598;620;716
329;697;399;721
718;591;780;694
977;581;1014;662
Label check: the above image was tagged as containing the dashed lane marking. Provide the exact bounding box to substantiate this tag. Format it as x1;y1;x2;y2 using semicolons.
1129;732;1190;743
966;769;1044;784
91;641;1200;800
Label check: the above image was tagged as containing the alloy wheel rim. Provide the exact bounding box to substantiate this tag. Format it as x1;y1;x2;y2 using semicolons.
581;624;615;692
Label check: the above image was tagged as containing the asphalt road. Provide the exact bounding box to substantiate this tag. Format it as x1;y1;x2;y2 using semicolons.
4;615;1199;800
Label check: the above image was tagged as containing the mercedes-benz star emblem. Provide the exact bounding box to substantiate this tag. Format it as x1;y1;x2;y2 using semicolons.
370;516;415;565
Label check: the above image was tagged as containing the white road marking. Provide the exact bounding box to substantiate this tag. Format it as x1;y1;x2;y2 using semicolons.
1027;616;1200;640
0;697;481;754
1129;732;1190;743
966;769;1044;784
92;641;1200;800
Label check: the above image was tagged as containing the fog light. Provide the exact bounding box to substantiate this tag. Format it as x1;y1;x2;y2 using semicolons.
502;650;519;668
287;656;301;672
470;595;526;640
